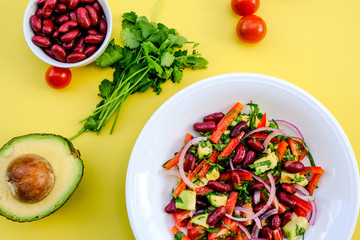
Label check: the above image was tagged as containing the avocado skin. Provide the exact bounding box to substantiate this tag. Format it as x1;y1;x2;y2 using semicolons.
0;133;84;222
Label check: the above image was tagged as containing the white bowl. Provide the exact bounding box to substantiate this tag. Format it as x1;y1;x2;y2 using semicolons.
126;73;360;240
23;0;112;68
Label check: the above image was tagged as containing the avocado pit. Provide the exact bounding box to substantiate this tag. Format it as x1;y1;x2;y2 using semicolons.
6;154;55;203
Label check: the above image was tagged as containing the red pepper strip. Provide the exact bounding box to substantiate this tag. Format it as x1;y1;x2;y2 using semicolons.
173;210;191;228
195;186;214;195
307;173;322;195
257;113;267;128
208;228;229;240
276;140;289;162
218;172;253;181
222;192;239;229
163;133;193;170
272;229;282;240
171;226;191;240
197;150;219;178
173;160;206;197
293;205;307;217
236;228;245;240
210;102;244;144
299;166;324;175
219;132;245;158
277;202;288;214
249;132;281;142
290;194;313;212
287;137;307;161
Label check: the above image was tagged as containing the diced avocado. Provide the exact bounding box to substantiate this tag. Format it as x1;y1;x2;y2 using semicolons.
190;213;209;228
206;168;220;181
198;140;213;160
175;190;196;210
207;193;227;207
250;149;278;175
283;213;309;240
281;170;309;187
193;177;209;188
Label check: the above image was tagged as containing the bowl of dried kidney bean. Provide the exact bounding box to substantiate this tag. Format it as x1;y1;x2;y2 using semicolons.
23;0;112;67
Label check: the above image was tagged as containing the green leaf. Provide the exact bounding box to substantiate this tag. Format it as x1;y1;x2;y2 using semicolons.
95;40;124;68
84;117;97;131
192;57;208;69
121;28;142;49
174;231;185;240
141;41;158;55
171;66;183;83
160;51;175;67
136;16;157;39
147;57;163;74
98;79;112;99
122;11;138;23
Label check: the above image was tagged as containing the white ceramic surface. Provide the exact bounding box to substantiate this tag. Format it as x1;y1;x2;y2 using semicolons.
126;73;359;240
23;0;112;68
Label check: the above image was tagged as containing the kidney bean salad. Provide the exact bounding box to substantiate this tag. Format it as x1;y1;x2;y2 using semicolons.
162;102;324;240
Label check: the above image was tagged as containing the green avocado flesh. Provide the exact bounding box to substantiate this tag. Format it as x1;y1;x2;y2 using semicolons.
0;134;83;222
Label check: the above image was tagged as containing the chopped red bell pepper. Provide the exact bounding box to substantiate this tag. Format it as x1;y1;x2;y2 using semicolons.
173;210;191;227
197;150;219;178
307;173;322;195
248;132;281;142
163;133;193;170
290;194;313;213
257;113;267;128
276;140;288;162
287;137;307;161
195;186;214;195
299;166;324;175
219;131;245;158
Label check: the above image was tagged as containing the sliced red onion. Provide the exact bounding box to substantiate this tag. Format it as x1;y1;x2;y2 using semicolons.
160;168;180;178
252;174;271;192
254;190;261;204
308;200;317;225
234;207;262;229
263;131;286;152
225;173;276;222
274;120;304;140
243;127;286;140
229;158;235;170
237;222;252;239
294;183;310;196
189;210;195;218
294;192;315;202
178;137;208;189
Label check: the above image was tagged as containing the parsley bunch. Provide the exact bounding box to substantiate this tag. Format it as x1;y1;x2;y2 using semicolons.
71;12;208;139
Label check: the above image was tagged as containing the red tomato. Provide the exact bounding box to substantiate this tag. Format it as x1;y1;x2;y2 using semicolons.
45;66;72;89
236;15;267;43
286;137;307;161
231;0;260;16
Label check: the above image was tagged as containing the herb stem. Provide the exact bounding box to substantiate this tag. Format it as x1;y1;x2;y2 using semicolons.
153;0;164;22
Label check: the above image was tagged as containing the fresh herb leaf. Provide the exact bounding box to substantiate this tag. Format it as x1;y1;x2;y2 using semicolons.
296;224;306;239
174;231;185;240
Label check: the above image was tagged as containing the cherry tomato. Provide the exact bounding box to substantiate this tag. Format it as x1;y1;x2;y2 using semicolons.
231;0;260;16
236;15;267;43
45;66;72;89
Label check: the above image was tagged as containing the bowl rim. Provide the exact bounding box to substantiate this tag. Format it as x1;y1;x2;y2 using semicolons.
125;72;360;239
23;0;112;68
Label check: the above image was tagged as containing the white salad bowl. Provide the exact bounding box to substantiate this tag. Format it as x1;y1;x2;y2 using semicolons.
126;73;359;240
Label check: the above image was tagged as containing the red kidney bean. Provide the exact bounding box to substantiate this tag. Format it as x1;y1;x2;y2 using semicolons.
84;45;98;57
281;183;297;195
193;121;216;132
60;29;79;43
69;11;77;21
270;214;281;230
253;202;266;213
73;37;85;52
206;206;226;225
230;121;247;138
58;20;78;34
259;227;273;240
81;0;96;3
164;198;176;213
247;138;265;152
52;30;59;38
196;199;207;209
99;19;107;34
207;180;229;193
66;52;86;63
203;112;224;123
42;0;57;19
277;191;296;208
183;153;196;173
87;29;98;35
44;48;55;58
30;15;42;33
92;1;102;16
68;0;80;10
55;14;69;25
77;7;91;29
35;8;43;19
55;4;67;13
283;161;305;173
249;181;265;191
32;35;51;48
62;40;74;50
37;0;45;6
51;44;66;62
58;0;69;3
230;171;242;189
242;150;256;169
232;143;246;164
85;34;105;44
281;211;293;226
42;19;54;35
85;5;99;26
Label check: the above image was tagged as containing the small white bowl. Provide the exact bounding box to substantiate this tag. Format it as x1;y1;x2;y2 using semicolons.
23;0;112;68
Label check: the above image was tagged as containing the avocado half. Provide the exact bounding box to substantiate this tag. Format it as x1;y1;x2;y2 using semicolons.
0;133;83;222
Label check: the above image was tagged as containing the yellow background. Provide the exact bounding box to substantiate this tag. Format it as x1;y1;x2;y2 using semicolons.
0;0;359;239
